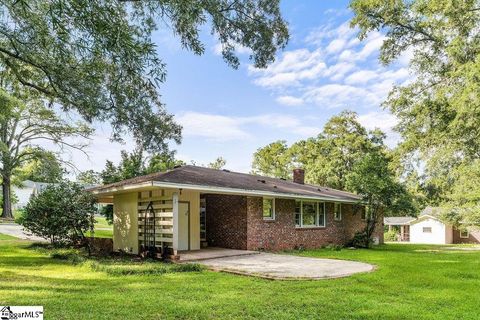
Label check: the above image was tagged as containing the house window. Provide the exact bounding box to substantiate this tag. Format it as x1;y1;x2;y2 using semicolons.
334;203;342;221
423;227;432;233
302;202;317;226
295;201;301;227
460;230;469;238
361;207;367;220
262;198;275;220
295;200;325;228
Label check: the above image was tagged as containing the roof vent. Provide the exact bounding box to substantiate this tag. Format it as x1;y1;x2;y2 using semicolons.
222;169;231;172
257;179;266;184
273;185;277;188
280;178;286;181
173;164;183;169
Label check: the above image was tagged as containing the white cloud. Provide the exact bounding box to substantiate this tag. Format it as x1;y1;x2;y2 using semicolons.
249;49;326;88
326;39;347;54
247;19;414;114
177;112;319;141
177;112;250;141
358;111;400;147
344;70;379;85
276;95;304;106
303;84;379;109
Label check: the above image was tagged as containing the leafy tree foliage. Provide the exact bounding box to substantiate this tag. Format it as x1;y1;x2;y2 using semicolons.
76;170;101;185
346;152;415;247
350;0;480;224
252;140;292;179
0;0;288;152
440;160;480;227
19;150;65;183
21;181;97;246
100;149;185;184
0;88;91;219
208;157;227;170
252;111;383;189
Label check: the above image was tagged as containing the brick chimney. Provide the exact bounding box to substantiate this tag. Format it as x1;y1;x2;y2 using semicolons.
293;168;305;184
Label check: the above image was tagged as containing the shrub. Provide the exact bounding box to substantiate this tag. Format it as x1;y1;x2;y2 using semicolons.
21;181;97;247
384;230;398;242
348;231;372;248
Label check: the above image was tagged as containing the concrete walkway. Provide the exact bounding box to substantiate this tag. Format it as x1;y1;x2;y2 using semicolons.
198;252;375;280
0;223;47;242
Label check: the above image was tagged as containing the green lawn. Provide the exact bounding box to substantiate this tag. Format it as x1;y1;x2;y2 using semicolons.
94;216;112;229
1;238;479;319
84;216;113;238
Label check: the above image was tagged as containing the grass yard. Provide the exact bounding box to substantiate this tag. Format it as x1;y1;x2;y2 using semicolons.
84;216;113;238
1;238;480;319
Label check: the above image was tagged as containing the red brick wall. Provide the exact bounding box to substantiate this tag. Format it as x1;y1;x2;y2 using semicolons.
205;194;384;251
205;194;248;249
452;228;480;244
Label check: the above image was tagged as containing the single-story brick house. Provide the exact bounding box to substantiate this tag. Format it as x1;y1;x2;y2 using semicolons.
90;165;383;257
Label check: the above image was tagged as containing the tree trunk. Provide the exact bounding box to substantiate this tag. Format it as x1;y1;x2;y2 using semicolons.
1;175;13;219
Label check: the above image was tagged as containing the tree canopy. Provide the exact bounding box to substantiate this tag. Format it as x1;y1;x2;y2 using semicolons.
19;150;65;183
100;149;185;185
252;111;384;190
350;0;480;224
0;87;90;218
0;0;289;151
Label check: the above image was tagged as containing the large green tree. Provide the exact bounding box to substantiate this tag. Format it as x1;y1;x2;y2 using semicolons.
252;111;383;190
19;150;65;183
350;0;480;220
0;88;91;219
251;140;292;179
346;152;415;247
0;0;288;151
100;149;185;185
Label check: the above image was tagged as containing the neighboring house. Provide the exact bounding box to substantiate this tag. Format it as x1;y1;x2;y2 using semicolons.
89;165;383;257
384;207;480;244
384;216;416;241
8;180;51;210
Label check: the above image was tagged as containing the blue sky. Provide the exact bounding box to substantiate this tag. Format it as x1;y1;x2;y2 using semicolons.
63;1;412;176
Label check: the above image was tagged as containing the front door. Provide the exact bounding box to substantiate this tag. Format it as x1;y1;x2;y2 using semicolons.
178;201;190;250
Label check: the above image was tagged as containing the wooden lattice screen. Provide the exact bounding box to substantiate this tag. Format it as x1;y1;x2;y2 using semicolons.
138;190;174;256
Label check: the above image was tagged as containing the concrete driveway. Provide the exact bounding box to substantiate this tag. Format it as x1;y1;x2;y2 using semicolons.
0;223;46;242
198;252;374;280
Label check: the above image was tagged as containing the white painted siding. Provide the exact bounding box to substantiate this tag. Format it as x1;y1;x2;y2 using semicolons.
410;218;447;244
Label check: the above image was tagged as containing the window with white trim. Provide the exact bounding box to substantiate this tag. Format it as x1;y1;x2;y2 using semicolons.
334;203;342;221
295;200;325;227
361;207;367;220
460;230;469;238
262;198;275;220
423;227;432;233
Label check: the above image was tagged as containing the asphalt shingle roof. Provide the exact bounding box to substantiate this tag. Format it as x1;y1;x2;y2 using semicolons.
90;165;362;202
384;217;416;225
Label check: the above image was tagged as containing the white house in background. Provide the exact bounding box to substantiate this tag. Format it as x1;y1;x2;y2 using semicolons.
11;180;51;210
386;207;480;244
410;208;454;244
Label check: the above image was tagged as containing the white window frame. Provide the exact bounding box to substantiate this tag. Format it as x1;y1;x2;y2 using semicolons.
423;227;432;233
460;230;469;238
295;200;326;228
262;197;275;220
334;203;342;221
